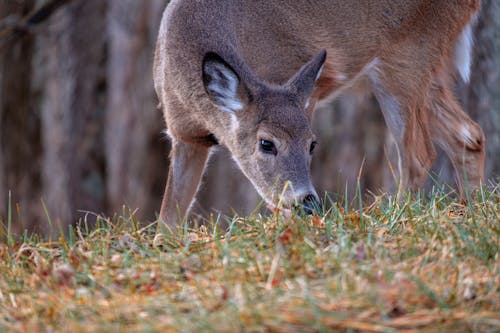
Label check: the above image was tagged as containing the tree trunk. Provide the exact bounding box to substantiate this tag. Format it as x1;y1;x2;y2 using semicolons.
32;0;107;234
0;0;39;232
312;94;389;202
105;0;167;221
465;0;500;183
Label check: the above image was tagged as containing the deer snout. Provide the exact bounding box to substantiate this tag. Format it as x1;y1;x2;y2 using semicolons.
302;194;321;215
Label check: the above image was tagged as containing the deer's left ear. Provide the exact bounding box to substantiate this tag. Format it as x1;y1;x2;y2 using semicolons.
202;52;251;113
287;50;326;109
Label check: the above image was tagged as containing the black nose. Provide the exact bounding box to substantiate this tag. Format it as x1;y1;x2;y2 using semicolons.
302;194;321;215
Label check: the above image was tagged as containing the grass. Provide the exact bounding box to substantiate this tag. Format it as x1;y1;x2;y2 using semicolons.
0;188;499;332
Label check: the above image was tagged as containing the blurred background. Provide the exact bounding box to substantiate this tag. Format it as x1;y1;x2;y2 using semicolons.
1;0;499;235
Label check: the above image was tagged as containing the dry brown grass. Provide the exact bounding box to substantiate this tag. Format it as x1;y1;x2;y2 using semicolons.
1;189;499;332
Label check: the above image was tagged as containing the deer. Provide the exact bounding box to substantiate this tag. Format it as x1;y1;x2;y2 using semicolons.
153;0;485;229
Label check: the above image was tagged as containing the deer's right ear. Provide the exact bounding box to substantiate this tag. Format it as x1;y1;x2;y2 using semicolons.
202;52;249;113
287;50;327;109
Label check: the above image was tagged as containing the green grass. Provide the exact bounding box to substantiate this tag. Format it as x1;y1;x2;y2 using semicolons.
0;189;499;332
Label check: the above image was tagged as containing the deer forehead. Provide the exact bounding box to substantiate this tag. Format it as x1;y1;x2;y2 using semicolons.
260;106;312;135
256;118;313;144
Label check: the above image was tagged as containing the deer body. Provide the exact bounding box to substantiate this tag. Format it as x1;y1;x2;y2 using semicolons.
154;0;484;228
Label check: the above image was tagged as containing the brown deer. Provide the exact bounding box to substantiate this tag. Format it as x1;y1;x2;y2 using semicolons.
153;0;485;228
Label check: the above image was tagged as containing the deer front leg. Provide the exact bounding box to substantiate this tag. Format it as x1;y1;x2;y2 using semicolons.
159;139;210;231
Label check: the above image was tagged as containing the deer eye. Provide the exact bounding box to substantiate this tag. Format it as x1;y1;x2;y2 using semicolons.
260;139;277;155
310;141;317;154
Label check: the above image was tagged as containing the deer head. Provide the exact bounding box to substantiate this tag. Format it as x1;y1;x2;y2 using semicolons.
202;50;327;213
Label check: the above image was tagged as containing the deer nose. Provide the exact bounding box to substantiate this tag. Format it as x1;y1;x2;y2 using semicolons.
302;194;321;215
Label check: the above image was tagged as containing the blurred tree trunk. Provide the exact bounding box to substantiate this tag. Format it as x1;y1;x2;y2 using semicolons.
0;0;40;232
312;95;389;202
105;0;166;219
0;0;167;234
32;0;107;234
464;0;500;183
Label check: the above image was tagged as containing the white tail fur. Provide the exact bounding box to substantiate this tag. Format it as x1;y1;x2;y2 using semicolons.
454;15;477;83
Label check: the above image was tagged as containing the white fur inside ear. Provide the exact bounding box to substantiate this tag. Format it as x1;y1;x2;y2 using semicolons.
304;97;311;110
304;63;323;110
205;62;244;113
315;64;324;82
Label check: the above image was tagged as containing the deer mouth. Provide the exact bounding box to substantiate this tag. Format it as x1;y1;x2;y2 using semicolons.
266;199;321;217
266;204;293;218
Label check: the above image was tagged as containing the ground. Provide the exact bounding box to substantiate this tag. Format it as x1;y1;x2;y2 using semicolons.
0;188;499;332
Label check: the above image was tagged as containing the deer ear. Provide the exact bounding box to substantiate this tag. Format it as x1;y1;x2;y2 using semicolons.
203;52;249;113
287;50;327;108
